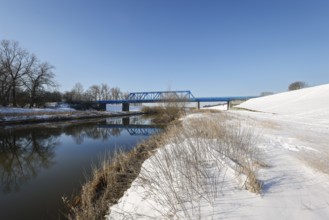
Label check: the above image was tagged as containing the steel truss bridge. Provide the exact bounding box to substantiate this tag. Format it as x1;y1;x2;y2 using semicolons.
97;90;257;111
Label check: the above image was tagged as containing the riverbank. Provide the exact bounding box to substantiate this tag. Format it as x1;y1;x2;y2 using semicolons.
63;119;177;220
63;104;185;219
0;107;143;126
106;84;329;219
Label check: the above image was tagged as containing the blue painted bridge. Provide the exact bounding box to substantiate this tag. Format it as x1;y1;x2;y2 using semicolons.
97;90;257;111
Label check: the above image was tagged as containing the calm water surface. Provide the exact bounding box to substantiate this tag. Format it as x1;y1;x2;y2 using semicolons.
0;116;158;220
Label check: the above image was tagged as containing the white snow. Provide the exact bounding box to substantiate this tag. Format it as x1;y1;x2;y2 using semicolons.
0;106;75;114
107;83;329;219
236;83;329;125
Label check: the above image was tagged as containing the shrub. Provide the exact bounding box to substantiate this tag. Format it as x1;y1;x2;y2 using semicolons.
288;81;307;91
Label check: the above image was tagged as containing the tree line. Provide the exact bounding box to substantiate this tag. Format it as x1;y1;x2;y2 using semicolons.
63;82;127;103
0;39;57;107
62;83;127;110
0;39;126;108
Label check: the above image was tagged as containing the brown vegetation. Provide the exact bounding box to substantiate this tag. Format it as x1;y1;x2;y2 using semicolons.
110;112;265;219
141;105;184;124
64;110;264;219
62;130;166;220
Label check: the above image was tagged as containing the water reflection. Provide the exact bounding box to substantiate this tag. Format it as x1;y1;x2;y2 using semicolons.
63;122;122;144
0;128;58;193
0;116;160;194
101;117;163;136
0;116;160;220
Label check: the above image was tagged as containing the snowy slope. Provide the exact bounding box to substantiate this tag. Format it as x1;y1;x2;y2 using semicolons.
237;83;329;121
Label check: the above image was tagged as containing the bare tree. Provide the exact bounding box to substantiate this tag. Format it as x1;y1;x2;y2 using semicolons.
100;83;111;100
121;91;129;99
0;40;37;106
288;81;307;91
71;82;85;101
23;62;56;107
86;84;101;101
110;87;122;100
0;53;11;106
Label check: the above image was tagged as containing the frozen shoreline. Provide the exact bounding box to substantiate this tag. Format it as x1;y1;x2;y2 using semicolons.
0;107;143;126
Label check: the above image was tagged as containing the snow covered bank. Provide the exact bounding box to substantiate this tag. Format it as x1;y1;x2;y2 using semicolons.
106;83;329;219
237;83;329;122
0;107;141;125
107;113;264;219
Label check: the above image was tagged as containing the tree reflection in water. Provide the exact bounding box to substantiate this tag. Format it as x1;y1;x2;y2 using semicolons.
0;117;153;194
0;119;125;194
63;122;123;144
0;128;58;193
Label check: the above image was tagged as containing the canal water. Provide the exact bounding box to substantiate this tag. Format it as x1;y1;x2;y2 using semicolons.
0;116;158;220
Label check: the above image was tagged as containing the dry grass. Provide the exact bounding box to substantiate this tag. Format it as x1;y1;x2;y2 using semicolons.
256;119;281;131
190;108;222;114
184;113;264;193
141;105;185;124
298;150;329;175
129;112;264;219
67;111;264;219
63;133;165;220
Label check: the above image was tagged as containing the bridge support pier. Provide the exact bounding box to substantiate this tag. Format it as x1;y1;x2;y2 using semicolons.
122;102;130;112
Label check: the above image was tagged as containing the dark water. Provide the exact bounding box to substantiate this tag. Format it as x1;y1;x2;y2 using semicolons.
0;116;158;220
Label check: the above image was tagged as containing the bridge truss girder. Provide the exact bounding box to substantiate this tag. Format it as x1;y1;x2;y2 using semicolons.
127;90;195;102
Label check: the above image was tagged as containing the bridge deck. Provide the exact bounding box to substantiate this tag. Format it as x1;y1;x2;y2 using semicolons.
98;96;257;104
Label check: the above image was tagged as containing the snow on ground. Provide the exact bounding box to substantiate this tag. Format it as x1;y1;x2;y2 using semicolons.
237;83;329;126
0;106;75;114
0;106;76;123
106;83;329;219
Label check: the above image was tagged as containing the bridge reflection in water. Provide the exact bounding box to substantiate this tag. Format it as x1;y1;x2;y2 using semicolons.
99;117;163;136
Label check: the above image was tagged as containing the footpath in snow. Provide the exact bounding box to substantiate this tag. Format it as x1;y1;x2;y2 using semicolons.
107;84;329;219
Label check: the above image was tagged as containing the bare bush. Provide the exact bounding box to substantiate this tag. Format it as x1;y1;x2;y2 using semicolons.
141;93;187;124
288;81;308;91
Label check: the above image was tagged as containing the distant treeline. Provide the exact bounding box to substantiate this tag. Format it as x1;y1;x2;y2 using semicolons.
0;39;126;108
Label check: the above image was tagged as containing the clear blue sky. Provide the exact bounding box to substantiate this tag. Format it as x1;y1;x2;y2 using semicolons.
1;0;328;96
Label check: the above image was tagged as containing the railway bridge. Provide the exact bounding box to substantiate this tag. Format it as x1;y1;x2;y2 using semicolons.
97;90;257;111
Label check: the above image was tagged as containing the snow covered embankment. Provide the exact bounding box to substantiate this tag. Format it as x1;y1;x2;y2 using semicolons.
237;83;329;126
107;83;329;219
107;113;264;219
